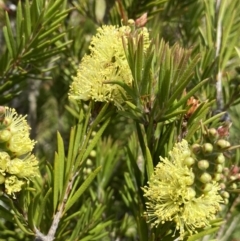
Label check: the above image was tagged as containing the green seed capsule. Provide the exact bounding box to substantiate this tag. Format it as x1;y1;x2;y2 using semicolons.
216;139;231;149
198;160;209;170
202;143;213;154
199;172;212;183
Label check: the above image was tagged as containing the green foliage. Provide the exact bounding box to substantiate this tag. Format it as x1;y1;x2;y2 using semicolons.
1;0;240;241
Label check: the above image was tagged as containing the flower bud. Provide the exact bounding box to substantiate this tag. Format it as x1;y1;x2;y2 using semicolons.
208;128;219;141
202;143;213;154
86;159;93;166
90;150;96;158
215;164;223;173
2;117;12;127
191;144;201;155
224;198;229;204
201;183;213;193
184;157;195;167
198;160;209;170
85;168;92;174
199;172;212;183
221;191;230;199
0;129;11;142
230;175;237;181
213;173;221;181
216;139;230;150
230;183;237;189
220;183;226;189
186;187;196;200
216;153;225;164
184;173;195;186
182;149;191;159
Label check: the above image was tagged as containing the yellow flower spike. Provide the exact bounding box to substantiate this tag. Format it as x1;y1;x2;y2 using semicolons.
142;140;222;240
69;24;150;107
0;106;39;197
4;107;35;156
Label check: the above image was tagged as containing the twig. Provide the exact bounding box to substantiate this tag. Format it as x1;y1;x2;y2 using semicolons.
34;172;78;241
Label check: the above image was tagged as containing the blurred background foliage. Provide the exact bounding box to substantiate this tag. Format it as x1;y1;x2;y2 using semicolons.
1;0;240;240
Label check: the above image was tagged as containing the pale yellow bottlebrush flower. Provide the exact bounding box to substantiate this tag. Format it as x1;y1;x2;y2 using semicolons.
5;175;25;196
7;155;39;179
142;140;222;240
69;25;150;107
0;106;39;197
4;107;35;156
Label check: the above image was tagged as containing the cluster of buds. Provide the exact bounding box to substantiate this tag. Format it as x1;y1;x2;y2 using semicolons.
220;165;240;204
0;106;38;197
191;126;232;203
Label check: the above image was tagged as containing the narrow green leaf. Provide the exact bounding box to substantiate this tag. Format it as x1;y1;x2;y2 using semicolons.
202;111;225;125
3;23;14;58
43;0;63;23
80;116;111;165
57;132;65;198
24;0;31;39
65;127;76;179
64;166;102;213
38;24;61;41
37;188;52;226
168;78;209;113
16;1;23;47
49;12;69;27
88;102;109;130
141;46;154;95
14;215;34;235
146;146;154;179
27;194;40;229
167;54;200;107
104;80;138;100
53;152;60;212
135;35;144;86
187;227;219;241
0;205;13;222
156;109;186;122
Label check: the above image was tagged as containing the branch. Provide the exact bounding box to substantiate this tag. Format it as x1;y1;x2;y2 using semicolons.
34;172;78;241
